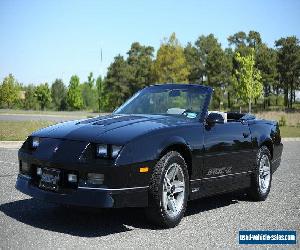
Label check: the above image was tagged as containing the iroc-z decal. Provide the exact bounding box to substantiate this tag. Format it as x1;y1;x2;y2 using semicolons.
207;167;232;176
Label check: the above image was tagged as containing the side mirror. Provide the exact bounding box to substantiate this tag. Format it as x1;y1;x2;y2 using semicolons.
206;112;224;125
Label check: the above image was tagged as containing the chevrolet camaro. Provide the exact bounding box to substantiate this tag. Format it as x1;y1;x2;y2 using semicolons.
16;84;283;228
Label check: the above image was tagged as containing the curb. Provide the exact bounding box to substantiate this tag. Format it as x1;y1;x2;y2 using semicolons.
281;138;300;142
0;138;300;149
0;141;23;149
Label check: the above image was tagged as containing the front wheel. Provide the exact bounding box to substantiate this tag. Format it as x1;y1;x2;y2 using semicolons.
248;146;272;201
145;151;189;228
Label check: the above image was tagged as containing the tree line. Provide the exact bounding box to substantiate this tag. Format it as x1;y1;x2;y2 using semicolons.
1;31;300;113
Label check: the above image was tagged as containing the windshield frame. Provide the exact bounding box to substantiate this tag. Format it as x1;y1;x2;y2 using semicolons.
114;84;213;122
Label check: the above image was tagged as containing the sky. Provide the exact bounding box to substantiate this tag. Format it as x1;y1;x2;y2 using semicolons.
0;0;300;85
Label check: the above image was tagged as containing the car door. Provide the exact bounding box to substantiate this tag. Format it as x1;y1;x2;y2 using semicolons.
201;120;253;194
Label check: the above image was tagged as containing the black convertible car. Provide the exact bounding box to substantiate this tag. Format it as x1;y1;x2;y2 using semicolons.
16;84;283;228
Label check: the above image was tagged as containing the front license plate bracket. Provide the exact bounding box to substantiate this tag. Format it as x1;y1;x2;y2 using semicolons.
39;168;61;191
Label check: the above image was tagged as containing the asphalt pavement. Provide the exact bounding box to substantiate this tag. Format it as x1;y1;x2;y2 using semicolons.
0;142;299;249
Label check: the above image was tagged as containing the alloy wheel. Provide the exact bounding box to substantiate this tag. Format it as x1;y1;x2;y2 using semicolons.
162;163;185;217
258;154;271;194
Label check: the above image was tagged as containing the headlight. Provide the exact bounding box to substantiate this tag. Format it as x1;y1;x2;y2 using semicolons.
32;137;40;148
111;145;122;158
96;144;109;158
96;144;122;159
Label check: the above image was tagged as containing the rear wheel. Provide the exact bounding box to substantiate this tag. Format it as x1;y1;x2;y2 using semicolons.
145;151;189;228
248;146;272;201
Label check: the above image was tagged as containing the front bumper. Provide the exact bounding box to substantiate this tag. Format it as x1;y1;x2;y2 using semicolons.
17;138;154;208
16;174;148;208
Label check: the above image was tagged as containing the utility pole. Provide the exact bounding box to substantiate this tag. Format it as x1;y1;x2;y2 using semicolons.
98;47;103;113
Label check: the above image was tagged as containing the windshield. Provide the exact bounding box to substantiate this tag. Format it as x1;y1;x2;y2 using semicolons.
114;84;210;119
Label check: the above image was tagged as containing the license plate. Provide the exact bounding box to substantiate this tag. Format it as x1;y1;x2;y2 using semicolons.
39;168;60;191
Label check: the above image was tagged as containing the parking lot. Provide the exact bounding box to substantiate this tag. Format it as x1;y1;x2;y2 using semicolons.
0;142;299;249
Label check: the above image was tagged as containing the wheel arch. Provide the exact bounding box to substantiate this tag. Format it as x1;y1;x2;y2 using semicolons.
260;139;274;159
159;141;193;179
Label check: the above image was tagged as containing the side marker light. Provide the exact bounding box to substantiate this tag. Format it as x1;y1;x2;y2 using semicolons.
139;167;149;173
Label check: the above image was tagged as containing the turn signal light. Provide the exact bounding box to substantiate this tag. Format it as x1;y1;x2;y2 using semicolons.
139;167;149;173
20;161;30;173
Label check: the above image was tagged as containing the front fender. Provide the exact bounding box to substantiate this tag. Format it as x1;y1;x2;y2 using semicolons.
115;129;191;166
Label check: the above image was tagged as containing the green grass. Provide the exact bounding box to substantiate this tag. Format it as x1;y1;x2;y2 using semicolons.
279;126;300;138
0;109;100;117
0;121;55;141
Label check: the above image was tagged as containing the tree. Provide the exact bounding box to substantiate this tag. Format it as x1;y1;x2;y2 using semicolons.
153;33;190;83
81;84;97;110
275;36;300;108
224;48;234;109
195;34;232;109
233;48;263;113
228;31;247;48
184;42;203;83
247;31;262;48
0;74;20;108
81;72;97;110
96;76;103;112
255;44;278;108
127;42;154;93
24;84;39;110
87;72;95;89
228;31;280;109
34;83;52;110
51;79;67;110
67;75;83;110
228;31;259;57
246;31;277;108
104;55;132;110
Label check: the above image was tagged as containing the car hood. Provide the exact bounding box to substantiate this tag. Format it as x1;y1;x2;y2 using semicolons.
31;114;190;144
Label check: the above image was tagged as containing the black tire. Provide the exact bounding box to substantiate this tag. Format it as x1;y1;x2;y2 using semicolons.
145;151;189;228
248;146;272;201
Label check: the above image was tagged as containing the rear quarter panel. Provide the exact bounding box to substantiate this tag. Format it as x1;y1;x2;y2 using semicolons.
247;119;283;163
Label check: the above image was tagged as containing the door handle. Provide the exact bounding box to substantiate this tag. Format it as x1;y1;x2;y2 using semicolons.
243;132;249;138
